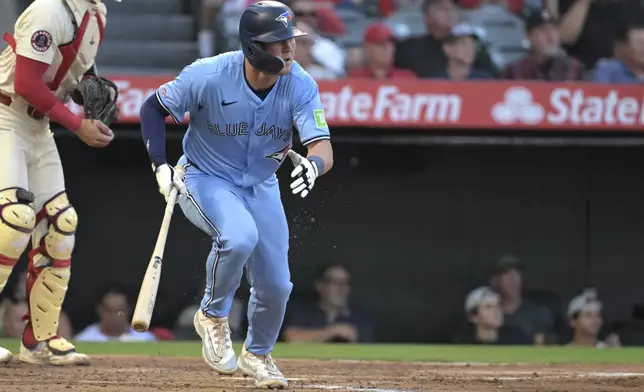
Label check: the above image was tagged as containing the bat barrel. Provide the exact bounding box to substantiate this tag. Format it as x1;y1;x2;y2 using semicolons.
131;185;180;332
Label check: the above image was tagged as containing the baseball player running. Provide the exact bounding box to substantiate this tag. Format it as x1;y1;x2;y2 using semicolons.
140;1;333;388
0;0;116;365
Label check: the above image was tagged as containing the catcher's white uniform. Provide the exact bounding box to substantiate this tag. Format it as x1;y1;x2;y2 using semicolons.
0;0;107;366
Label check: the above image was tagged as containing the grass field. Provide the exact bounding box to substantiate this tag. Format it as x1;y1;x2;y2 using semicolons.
2;338;644;363
1;339;643;391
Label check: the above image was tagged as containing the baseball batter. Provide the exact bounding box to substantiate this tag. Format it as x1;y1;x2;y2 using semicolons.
0;0;115;365
139;1;333;388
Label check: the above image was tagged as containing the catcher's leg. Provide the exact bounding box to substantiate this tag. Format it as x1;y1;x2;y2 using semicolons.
19;133;88;366
0;112;35;364
0;188;36;364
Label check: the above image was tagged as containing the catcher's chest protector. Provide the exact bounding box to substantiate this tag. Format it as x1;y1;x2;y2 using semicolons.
53;0;106;99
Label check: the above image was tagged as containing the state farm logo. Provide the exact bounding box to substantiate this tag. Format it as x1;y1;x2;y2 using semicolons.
491;86;644;127
491;87;545;124
548;89;644;126
320;86;462;124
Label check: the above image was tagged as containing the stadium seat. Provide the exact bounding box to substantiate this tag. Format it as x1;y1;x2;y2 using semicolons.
97;41;199;70
99;0;197;72
109;0;183;15
386;12;426;38
105;15;195;42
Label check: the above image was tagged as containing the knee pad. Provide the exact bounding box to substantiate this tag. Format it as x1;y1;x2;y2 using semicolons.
32;191;78;266
0;187;36;293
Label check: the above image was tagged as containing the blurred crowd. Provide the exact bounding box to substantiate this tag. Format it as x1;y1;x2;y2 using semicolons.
0;256;631;348
198;0;644;83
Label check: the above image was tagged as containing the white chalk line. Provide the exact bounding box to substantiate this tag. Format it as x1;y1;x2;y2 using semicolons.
477;371;644;381
308;385;412;392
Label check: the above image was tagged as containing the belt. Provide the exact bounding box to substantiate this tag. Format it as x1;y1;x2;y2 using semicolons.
0;93;46;120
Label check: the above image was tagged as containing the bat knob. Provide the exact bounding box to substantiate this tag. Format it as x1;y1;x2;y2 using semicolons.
132;322;148;333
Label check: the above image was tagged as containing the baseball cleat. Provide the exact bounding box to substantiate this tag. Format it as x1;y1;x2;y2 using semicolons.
237;346;288;389
193;309;237;374
0;346;13;365
18;337;90;366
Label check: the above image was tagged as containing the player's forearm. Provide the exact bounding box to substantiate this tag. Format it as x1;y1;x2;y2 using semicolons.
140;93;170;167
13;55;82;132
306;139;333;175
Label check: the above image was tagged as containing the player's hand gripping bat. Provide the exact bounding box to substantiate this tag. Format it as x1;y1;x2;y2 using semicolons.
131;166;186;332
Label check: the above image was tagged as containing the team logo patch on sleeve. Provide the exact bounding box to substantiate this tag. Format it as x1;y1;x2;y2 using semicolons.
31;30;52;52
313;109;327;128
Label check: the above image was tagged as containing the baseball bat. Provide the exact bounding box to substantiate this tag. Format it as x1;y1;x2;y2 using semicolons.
131;167;184;332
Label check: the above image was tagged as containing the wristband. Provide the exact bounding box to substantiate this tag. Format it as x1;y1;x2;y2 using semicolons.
308;156;324;176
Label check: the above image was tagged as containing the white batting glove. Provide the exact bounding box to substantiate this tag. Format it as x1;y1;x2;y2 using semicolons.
154;163;186;202
288;150;319;198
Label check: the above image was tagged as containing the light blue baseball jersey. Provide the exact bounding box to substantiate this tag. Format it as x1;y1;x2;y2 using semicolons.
156;51;330;188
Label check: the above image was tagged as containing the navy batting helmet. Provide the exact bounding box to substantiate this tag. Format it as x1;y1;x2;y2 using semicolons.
239;1;307;74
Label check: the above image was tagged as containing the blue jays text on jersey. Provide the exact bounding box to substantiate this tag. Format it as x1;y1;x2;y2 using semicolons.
155;51;330;188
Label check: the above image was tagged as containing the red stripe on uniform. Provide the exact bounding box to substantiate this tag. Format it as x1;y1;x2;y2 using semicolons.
36;207;49;225
2;32;16;51
48;10;91;90
96;14;104;45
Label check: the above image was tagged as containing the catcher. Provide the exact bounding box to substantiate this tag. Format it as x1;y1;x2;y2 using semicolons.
0;0;118;365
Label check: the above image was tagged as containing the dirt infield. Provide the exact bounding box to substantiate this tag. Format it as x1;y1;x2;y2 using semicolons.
1;356;644;392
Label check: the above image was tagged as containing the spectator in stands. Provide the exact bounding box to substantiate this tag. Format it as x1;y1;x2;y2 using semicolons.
457;0;524;14
347;23;417;79
283;263;375;343
294;21;340;79
76;285;156;342
291;9;346;77
489;255;554;345
436;23;494;79
592;22;644;83
395;0;500;78
198;0;225;58
344;46;365;74
504;8;584;80
453;286;532;344
291;0;347;37
546;0;644;70
198;0;266;57
566;289;621;348
1;300;27;338
459;0;528;70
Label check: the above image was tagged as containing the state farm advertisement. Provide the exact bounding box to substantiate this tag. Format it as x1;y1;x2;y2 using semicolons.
68;76;644;130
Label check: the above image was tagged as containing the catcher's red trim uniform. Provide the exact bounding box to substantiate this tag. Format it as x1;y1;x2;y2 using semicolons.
0;0;107;366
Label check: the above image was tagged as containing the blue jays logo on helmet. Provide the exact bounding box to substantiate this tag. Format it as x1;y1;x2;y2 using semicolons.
275;11;292;27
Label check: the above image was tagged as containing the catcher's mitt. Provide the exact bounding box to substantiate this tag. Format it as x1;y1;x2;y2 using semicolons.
71;76;119;125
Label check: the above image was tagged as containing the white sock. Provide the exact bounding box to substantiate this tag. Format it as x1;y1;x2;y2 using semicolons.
198;30;214;58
